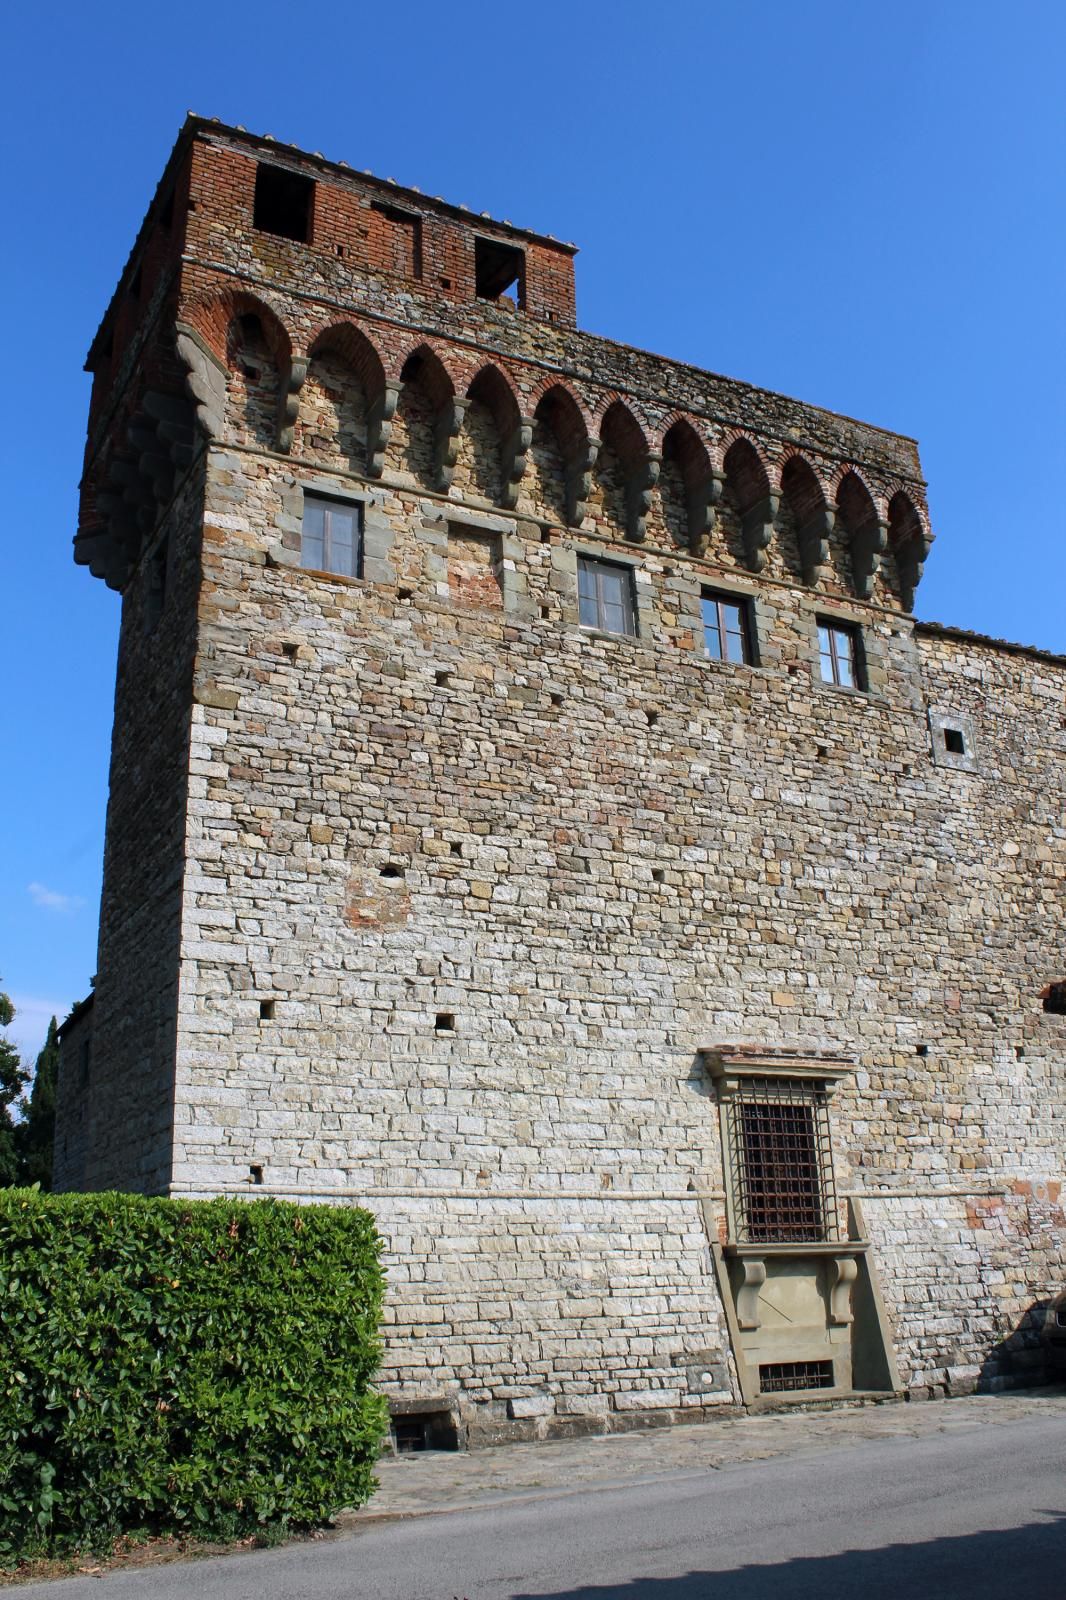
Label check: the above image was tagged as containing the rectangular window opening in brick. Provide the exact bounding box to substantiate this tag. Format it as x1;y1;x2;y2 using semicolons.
253;163;315;243
371;201;422;280
702;590;754;664
301;494;363;579
729;1077;837;1244
578;556;636;637
817;619;863;689
475;237;526;308
447;526;502;610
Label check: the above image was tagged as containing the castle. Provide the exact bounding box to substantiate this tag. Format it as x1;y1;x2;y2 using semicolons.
56;116;1065;1445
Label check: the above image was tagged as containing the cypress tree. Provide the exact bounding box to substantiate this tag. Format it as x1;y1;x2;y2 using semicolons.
17;1015;59;1189
0;989;28;1188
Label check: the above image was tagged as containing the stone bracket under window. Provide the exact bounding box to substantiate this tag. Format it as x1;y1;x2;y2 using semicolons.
928;708;979;773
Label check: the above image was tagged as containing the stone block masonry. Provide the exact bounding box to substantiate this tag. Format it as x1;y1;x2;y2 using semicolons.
56;116;1065;1443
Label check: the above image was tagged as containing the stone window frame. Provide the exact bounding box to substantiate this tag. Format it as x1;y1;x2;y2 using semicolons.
928;708;979;773
553;540;655;641
272;474;396;587
804;601;887;699
414;502;533;617
704;1050;853;1250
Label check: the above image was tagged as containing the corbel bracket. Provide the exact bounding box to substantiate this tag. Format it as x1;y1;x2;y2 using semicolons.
276;357;308;454
735;1256;766;1331
897;529;934;613
434;397;467;492
798;506;834;587
851;516;888;600
626;452;661;542
175;325;226;441
689;470;724;556
366;380;400;478
566;438;599;526
741;491;779;572
501;414;535;510
828;1254;859;1326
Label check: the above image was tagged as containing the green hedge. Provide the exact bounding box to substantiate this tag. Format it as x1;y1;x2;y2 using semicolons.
0;1190;388;1561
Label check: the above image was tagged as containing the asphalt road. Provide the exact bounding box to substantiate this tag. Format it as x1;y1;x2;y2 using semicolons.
18;1413;1066;1599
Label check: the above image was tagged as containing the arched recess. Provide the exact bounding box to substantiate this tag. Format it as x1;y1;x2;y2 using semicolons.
387;344;458;489
595;400;659;541
181;289;294;451
530;384;592;525
661;418;719;553
298;323;387;473
888;490;932;612
460;364;529;507
722;436;776;571
780;454;833;585
836;470;886;599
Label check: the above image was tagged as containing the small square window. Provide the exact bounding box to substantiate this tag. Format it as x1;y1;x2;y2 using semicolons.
474;237;526;306
578;557;636;636
943;727;966;755
702;591;754;664
253;163;314;243
817;620;863;689
300;494;362;579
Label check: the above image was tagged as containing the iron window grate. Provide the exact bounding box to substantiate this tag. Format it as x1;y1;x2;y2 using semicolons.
726;1076;839;1244
759;1360;834;1394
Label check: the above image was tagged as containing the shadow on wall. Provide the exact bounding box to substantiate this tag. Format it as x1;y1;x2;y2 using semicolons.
979;1299;1052;1392
512;1510;1066;1600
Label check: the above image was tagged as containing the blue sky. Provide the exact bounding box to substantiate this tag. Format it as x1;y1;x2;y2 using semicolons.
1;0;1063;1062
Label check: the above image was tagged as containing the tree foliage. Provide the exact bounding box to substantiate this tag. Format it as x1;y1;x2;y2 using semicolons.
15;1016;58;1190
0;989;28;1188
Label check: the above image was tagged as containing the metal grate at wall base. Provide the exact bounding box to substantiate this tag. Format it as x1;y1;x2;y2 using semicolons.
758;1359;834;1394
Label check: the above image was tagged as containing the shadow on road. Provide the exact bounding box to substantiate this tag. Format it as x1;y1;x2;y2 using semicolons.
511;1509;1066;1600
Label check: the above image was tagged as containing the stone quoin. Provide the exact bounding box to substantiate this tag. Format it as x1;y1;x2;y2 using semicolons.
55;116;1065;1445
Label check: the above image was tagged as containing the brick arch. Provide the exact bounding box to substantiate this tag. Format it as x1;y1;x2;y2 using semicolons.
307;320;387;408
662;416;713;481
467;362;522;438
531;381;593;452
396;341;456;408
183;287;292;372
888;488;934;611
661;416;716;554
598;397;650;462
779;452;829;521
722;433;771;512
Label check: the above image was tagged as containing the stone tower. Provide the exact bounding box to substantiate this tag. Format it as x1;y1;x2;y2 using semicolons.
57;117;1065;1443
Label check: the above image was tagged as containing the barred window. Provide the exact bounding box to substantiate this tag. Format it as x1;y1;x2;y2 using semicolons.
725;1077;839;1244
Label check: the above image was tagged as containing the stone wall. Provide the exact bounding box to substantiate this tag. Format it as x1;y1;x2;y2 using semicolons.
60;119;1065;1437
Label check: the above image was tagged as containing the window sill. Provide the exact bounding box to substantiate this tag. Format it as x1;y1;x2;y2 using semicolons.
724;1240;868;1258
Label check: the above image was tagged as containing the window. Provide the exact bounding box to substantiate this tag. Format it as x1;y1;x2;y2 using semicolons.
707;1052;850;1248
474;237;526;307
702;591;753;664
578;557;636;636
817;620;862;688
732;1082;832;1243
253;162;314;243
300;494;362;578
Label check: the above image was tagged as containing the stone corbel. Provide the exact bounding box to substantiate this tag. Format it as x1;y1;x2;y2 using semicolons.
741;492;779;572
626;452;661;542
828;1254;859;1326
500;415;535;510
276;357;308;454
434;397;467;491
735;1256;766;1331
688;471;723;557
567;439;599;526
175;326;226;440
851;517;888;599
143;390;197;471
798;506;834;586
897;530;934;612
366;380;400;478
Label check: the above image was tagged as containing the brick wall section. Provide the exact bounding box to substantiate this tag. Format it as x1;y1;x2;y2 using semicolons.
59;119;1064;1436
